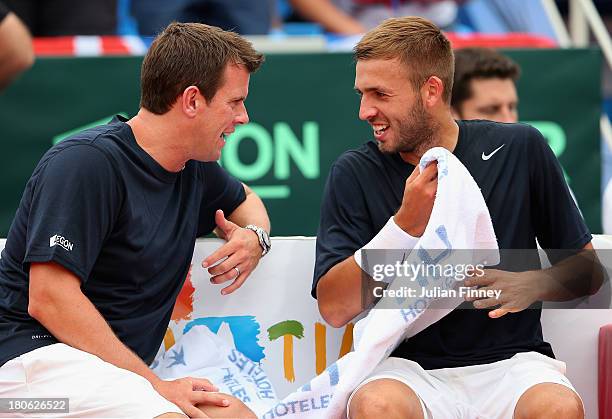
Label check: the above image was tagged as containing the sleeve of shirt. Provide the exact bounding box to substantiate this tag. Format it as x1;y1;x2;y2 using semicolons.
312;158;374;298
528;126;591;253
23;145;121;282
0;2;8;22
197;162;246;236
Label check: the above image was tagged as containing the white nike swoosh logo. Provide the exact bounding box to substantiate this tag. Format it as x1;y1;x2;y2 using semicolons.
482;144;505;161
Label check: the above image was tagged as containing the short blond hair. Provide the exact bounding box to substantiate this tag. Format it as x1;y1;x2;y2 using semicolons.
355;16;454;103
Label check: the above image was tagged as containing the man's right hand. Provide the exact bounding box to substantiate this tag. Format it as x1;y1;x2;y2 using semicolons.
153;377;229;418
394;162;438;237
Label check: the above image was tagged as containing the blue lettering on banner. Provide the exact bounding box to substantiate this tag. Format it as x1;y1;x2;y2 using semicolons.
417;225;452;266
227;349;276;400
274;402;289;416
400;228;445;319
286;400;299;413
221;367;251;403
400;298;430;323
416;272;429;288
233;387;250;402
259;388;276;399
400;307;418;322
326;363;339;386
438;154;449;178
299;400;310;412
405;225;455;309
444;274;455;289
394;252;410;305
262;394;334;418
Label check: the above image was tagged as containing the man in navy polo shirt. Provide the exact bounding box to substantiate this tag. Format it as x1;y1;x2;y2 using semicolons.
314;17;595;419
0;22;271;418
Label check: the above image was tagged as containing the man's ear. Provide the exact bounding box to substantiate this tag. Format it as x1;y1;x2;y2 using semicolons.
422;76;445;108
181;85;201;118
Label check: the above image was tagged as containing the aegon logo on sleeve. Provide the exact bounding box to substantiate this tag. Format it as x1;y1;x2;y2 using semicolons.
49;234;74;251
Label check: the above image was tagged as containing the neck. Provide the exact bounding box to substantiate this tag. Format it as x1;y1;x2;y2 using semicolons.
127;109;188;172
399;113;459;166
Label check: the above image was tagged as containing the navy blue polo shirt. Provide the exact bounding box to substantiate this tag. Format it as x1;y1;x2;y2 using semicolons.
313;120;591;369
0;116;246;366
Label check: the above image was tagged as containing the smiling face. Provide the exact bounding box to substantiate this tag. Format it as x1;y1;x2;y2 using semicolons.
194;63;250;161
455;77;518;123
355;58;436;154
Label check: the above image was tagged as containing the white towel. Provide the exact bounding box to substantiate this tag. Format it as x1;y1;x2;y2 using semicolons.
259;147;499;419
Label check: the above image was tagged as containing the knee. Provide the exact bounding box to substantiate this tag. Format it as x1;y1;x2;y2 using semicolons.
350;391;393;417
197;394;256;419
515;384;583;419
349;385;421;419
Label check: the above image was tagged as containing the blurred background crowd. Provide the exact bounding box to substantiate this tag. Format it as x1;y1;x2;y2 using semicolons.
2;0;605;38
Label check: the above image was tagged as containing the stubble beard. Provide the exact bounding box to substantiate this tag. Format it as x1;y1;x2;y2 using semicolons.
379;100;439;156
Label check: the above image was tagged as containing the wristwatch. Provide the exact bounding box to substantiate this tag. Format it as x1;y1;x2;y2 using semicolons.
244;224;271;256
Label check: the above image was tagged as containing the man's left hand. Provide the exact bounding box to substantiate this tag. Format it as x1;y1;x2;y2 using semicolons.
202;209;263;295
464;269;541;319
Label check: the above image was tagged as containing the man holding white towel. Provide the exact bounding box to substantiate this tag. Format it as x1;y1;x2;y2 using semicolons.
314;16;594;419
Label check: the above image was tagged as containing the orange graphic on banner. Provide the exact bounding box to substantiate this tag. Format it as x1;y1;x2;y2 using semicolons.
315;322;327;375
339;323;354;358
284;335;294;381
268;320;304;383
171;265;194;321
164;328;176;351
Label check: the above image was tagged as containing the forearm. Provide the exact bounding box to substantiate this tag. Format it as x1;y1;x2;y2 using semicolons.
318;214;422;326
537;244;603;301
289;0;365;34
29;264;161;386
227;184;270;232
317;256;379;327
0;13;34;90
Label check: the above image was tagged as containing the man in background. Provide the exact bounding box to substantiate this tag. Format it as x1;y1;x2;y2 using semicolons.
451;47;520;123
451;46;587;213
